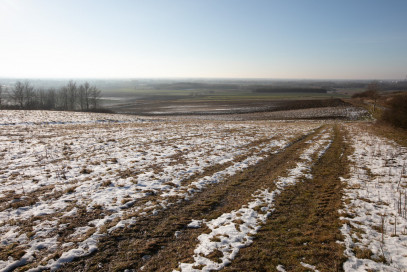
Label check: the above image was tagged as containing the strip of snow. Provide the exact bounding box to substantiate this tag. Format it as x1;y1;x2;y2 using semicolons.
300;262;320;272
188;220;203;229
176;129;333;271
178;189;277;271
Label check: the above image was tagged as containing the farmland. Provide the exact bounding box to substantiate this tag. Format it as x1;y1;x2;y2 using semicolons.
1;110;407;271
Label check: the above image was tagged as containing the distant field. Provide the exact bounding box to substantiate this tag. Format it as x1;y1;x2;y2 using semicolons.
100;87;350;116
177;92;344;102
103;95;365;118
103;88;348;100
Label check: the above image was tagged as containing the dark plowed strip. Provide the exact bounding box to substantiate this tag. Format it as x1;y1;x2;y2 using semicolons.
58;127;324;272
223;124;350;272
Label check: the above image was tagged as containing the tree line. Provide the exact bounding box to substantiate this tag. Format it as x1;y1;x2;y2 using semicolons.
0;80;101;111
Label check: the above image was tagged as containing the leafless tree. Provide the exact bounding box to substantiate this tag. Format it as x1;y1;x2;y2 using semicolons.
58;86;69;110
37;89;47;109
89;86;101;109
44;88;57;109
78;82;91;110
32;88;56;110
24;84;36;109
66;80;77;110
10;81;37;108
7;80;102;111
0;84;3;107
366;81;380;112
11;81;27;108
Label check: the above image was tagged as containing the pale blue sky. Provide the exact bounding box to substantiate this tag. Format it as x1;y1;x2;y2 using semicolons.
1;0;406;79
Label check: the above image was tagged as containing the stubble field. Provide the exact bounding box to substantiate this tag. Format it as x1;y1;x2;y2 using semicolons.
1;110;406;272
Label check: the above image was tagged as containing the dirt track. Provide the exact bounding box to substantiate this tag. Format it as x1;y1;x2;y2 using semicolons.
58;125;352;271
224;125;349;272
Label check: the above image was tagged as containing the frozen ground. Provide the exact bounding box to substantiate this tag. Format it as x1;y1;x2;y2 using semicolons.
2;110;405;271
0;110;145;126
340;124;407;271
171;106;369;121
0;110;319;271
176;128;333;271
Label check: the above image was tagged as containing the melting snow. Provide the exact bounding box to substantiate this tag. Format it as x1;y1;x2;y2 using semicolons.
0;110;320;271
340;125;407;271
176;128;333;271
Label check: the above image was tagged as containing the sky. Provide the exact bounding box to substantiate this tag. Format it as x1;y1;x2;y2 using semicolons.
1;0;407;80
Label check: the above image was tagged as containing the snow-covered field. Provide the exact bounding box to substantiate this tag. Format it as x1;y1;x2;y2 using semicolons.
177;128;333;271
0;110;319;271
341;125;407;271
2;110;406;271
0;110;144;126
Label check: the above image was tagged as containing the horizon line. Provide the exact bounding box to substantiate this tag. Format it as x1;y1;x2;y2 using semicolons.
0;76;405;82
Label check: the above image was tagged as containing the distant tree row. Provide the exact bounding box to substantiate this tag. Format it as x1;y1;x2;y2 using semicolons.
0;80;101;111
0;84;3;107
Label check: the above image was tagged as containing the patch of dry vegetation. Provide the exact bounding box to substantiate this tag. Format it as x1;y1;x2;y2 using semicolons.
223;125;350;271
1;111;322;271
60;127;323;271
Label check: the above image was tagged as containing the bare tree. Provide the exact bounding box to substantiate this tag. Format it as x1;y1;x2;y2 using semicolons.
24;84;36;109
58;86;69;110
0;84;3;107
6;80;102;111
44;88;57;110
78;84;85;111
0;84;8;108
37;89;47;109
352;81;381;112
77;82;102;111
78;82;91;111
366;81;380;112
11;81;26;108
89;86;101;109
10;81;37;108
66;80;77;110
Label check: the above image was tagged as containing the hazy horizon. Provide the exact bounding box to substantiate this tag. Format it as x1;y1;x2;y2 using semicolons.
1;76;404;82
1;0;407;80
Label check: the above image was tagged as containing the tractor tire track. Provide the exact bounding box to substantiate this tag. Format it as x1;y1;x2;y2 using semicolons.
59;127;326;272
223;124;350;272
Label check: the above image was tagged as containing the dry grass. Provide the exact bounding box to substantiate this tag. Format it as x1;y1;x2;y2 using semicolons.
223;124;350;272
59;128;323;271
362;122;407;147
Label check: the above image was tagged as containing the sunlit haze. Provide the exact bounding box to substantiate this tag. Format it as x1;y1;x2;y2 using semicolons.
1;0;407;79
